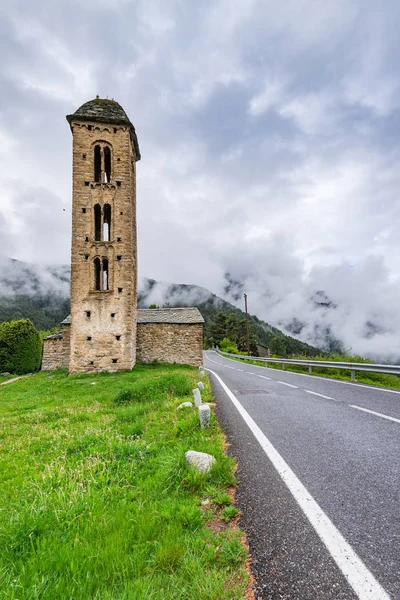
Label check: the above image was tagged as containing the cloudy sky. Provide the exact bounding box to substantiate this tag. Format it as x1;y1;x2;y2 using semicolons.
1;0;400;358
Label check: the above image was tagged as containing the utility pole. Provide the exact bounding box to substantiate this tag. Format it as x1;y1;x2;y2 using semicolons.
244;293;250;355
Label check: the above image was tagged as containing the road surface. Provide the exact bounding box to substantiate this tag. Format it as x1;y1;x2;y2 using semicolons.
204;351;399;600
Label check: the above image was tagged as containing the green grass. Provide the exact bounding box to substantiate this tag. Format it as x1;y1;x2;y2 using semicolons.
0;365;249;599
222;354;400;390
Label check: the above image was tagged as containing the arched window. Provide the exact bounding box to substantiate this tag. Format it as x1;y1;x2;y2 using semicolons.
103;204;111;241
94;204;101;241
94;258;101;290
103;258;109;290
94;145;101;182
104;147;111;183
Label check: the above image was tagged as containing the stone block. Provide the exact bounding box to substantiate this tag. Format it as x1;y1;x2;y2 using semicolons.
192;388;202;407
177;401;193;409
197;381;204;392
198;404;210;428
185;450;215;473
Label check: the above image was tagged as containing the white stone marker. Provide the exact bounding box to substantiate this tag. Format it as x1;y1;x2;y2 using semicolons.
177;401;193;409
199;370;205;379
197;381;204;392
198;404;210;428
185;450;215;473
192;388;202;407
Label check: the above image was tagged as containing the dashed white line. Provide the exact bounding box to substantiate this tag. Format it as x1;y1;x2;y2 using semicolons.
205;351;400;395
258;375;271;380
277;381;298;388
350;405;400;424
205;368;390;600
304;389;334;400
245;371;255;375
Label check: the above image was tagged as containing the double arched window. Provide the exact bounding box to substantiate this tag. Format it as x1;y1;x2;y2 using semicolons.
94;204;112;241
94;257;109;291
94;144;112;183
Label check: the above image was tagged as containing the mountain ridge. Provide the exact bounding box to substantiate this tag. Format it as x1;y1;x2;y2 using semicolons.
0;258;321;356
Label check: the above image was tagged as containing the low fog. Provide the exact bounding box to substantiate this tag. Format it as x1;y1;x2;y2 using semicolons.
1;255;399;363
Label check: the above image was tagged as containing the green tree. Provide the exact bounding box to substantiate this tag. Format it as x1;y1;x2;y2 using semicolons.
270;336;287;357
208;312;228;346
0;319;42;374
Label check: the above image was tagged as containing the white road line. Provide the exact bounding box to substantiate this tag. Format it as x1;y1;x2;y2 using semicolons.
277;381;298;388
205;351;400;395
236;369;244;372
205;368;390;600
350;405;400;424
258;375;271;380
304;389;335;400
245;371;255;375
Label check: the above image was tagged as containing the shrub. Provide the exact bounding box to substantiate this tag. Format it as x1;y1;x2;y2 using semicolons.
0;319;42;374
219;338;239;354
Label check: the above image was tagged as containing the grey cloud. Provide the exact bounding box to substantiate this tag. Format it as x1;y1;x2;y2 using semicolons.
2;0;400;360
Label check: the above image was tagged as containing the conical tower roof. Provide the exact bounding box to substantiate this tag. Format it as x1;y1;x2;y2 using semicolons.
66;98;140;160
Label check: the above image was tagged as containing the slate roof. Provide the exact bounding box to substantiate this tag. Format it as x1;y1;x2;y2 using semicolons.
43;332;63;340
57;308;204;328
66;98;141;160
137;308;204;324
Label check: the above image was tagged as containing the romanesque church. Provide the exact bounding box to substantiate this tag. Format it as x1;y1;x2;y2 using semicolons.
42;98;203;372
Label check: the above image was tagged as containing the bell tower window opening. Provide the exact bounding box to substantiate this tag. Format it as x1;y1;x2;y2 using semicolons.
103;204;111;241
94;204;101;241
103;258;109;291
104;147;111;183
94;258;101;290
94;145;101;182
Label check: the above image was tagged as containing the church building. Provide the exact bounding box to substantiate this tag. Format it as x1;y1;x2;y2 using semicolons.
42;98;203;372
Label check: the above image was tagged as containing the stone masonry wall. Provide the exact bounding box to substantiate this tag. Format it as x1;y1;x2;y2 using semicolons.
42;325;71;370
136;323;203;367
69;121;137;374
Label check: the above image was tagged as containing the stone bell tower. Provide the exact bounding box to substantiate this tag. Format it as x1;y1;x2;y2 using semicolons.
66;98;141;374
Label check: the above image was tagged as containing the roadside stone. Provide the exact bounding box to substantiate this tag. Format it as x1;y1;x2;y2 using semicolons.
199;370;205;379
198;404;211;428
185;450;216;473
177;401;193;409
197;381;204;392
192;388;202;407
0;372;11;377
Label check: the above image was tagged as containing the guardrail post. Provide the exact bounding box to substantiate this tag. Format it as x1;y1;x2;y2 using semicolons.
308;366;312;375
282;363;285;370
351;370;356;382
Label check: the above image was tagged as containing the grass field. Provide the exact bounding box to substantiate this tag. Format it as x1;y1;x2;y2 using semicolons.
0;365;249;599
222;354;400;389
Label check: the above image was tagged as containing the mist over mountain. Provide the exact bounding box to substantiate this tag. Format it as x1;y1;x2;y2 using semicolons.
0;257;398;362
0;258;319;355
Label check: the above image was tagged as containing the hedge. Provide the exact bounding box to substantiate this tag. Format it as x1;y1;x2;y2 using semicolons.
0;319;42;375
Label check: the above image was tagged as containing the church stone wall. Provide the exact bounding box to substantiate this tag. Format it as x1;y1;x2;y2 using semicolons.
136;323;203;367
42;326;70;370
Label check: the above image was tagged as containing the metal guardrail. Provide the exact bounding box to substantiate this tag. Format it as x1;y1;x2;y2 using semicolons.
216;350;400;382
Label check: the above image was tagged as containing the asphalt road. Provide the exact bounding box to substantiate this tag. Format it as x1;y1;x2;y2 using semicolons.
204;351;400;600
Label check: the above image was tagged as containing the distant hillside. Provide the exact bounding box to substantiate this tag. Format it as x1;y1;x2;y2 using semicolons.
0;258;322;356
